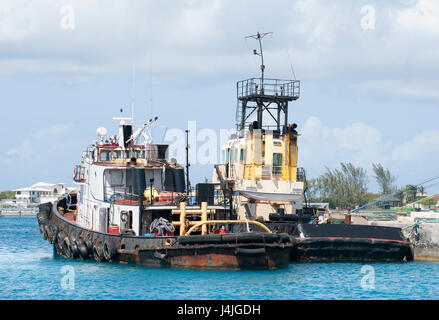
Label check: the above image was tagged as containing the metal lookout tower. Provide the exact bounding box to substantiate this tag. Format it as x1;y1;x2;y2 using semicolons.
236;32;300;135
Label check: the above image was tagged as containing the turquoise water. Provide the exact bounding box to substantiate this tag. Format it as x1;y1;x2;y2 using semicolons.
1;216;439;300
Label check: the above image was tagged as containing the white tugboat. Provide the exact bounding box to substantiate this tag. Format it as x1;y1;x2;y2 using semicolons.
37;111;292;269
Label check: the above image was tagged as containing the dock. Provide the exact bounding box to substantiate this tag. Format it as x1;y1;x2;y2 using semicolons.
0;208;37;216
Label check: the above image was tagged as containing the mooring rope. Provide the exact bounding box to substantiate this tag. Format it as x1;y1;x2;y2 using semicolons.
150;217;175;236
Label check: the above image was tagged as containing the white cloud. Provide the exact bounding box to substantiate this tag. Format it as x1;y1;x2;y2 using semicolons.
0;0;437;104
300;116;390;169
3;124;74;162
299;116;439;189
392;130;439;164
396;0;439;35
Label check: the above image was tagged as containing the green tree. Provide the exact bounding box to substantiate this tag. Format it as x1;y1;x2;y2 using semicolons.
372;163;397;195
305;178;319;202
0;191;15;200
314;162;369;209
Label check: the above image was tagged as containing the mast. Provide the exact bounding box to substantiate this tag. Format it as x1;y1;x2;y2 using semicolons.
185;129;191;195
245;31;272;92
131;65;136;125
237;32;300;135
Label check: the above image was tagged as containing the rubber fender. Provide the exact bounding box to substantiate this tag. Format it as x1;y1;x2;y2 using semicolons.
37;203;52;220
48;225;59;244
221;233;238;243
235;247;266;256
62;237;72;258
269;213;299;222
38;202;52;213
406;245;414;261
39;224;48;240
233;233;265;244
85;239;93;254
93;244;105;262
154;251;167;260
177;234;223;245
69;238;79;259
263;233;279;244
37;214;49;225
278;233;292;244
103;239;116;261
57;231;67;247
78;243;89;260
268;213;281;221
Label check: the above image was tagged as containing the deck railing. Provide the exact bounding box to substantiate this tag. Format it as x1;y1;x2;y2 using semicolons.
237;78;300;100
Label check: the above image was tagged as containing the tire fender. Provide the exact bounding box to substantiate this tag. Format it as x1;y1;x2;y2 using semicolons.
103;239;116;261
62;237;72;258
78;243;89;260
93;243;105;262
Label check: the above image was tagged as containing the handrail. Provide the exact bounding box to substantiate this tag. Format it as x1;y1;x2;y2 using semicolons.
185;220;272;235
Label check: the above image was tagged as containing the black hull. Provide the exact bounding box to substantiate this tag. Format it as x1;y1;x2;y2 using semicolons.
37;203;291;270
265;222;413;262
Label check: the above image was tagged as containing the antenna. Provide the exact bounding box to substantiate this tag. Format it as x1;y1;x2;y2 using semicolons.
185;129;191;195
286;48;297;80
245;31;273;91
131;64;136;125
149;54;153;120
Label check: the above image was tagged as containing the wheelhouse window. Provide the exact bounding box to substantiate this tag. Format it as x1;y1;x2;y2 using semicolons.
109;170;124;186
135;150;142;159
273;153;283;175
100;150;111;161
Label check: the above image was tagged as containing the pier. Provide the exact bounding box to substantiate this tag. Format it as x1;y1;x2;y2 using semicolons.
0;208;37;216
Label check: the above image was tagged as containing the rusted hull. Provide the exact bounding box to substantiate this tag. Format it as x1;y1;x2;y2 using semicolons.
37;203;291;270
264;222;413;262
292;237;412;262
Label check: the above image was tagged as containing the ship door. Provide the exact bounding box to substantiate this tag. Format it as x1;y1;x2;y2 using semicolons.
120;210;133;231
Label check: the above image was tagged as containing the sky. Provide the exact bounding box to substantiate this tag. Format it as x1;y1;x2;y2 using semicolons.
0;0;439;194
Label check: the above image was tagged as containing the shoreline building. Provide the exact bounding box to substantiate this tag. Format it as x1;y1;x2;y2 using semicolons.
14;182;74;206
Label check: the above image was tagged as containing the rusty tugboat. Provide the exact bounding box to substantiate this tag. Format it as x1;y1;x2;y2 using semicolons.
37;113;292;270
37;31;413;268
